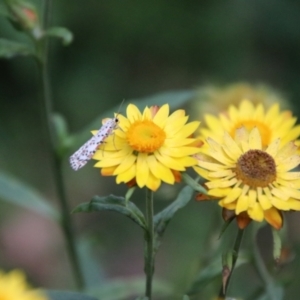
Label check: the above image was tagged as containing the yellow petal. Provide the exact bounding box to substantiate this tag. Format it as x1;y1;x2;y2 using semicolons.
205;114;222;131
266;138;280;157
101;166;117;176
127;104;142;122
208;169;235;178
222;132;243;160
264;208;282;230
271;197;291;210
146;171;161;191
116;165;136;183
146;155;174;184
248;189;257;207
113;154;136;175
159;146;201;158
287;199;300;210
208;188;232;197
265;103;279;123
223;187;242;204
94;156;124;167
153;104;169;127
257;193;272;210
136;153;149;188
164;116;189;136
174;121;201;139
206;177;238;189
235;195;249;214
248;202;264;221
248;127;262;150
193;166;210;179
155;152;186;171
277;155;300;172
165;138;196;147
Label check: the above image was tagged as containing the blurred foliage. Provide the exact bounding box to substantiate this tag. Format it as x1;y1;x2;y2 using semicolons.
1;0;300;300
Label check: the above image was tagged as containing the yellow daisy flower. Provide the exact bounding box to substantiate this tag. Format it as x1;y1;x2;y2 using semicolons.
93;104;201;191
194;82;290;117
194;127;300;229
0;269;47;300
200;99;300;150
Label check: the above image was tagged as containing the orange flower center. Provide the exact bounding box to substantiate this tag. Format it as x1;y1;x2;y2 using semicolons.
126;120;166;153
235;149;276;188
231;121;271;148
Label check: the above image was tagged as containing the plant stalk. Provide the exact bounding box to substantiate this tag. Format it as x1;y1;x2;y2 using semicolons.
144;188;155;299
218;227;245;299
36;0;84;290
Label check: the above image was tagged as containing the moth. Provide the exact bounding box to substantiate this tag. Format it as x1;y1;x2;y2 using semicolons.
70;101;124;171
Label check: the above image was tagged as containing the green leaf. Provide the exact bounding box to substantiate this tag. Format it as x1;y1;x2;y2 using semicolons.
70;90;195;152
0;3;9;17
73;194;146;230
52;113;72;157
0;38;34;58
77;236;105;288
256;284;284;300
46;290;98;300
125;186;136;204
45;27;73;45
186;254;249;296
153;185;194;250
218;218;234;239
89;277;173;300
0;171;59;220
182;173;207;194
182;296;190;300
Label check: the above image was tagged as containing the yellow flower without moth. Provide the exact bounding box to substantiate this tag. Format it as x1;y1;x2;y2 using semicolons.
194;127;300;229
93;104;201;191
200;99;300;151
0;269;47;300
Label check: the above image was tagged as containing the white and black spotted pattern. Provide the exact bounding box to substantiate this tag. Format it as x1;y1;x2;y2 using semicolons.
69;117;119;171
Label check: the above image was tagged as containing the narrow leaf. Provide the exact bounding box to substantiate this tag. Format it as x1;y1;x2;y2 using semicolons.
47;290;98;300
73;195;146;230
154;185;194;240
182;173;207;194
218;218;234;239
0;38;34;58
45;27;73;45
0;171;59;220
125;186;136;204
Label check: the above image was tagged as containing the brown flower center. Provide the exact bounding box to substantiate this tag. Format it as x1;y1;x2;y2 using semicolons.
235;149;276;188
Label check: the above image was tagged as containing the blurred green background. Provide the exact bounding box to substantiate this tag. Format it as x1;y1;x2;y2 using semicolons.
1;0;300;299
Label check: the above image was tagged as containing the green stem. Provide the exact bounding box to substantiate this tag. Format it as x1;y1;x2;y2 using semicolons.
252;225;278;299
218;228;245;299
144;188;155;299
36;0;84;290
